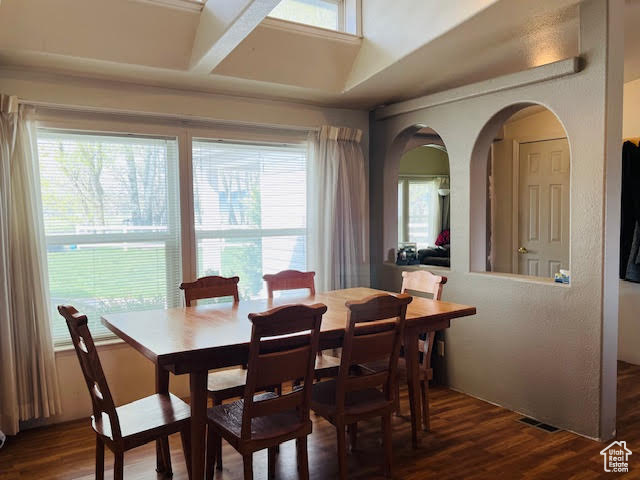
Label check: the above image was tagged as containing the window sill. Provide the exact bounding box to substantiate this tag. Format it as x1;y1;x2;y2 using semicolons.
383;261;451;273
382;262;571;287
467;271;571;287
261;17;362;43
54;337;125;355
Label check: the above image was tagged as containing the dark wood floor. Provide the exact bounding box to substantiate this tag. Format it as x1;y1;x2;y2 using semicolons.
3;361;640;479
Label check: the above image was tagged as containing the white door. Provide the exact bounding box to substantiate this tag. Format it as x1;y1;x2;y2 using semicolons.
517;138;570;278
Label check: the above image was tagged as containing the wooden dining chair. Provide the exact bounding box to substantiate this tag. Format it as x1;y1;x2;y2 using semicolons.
180;275;245;471
180;275;240;305
310;293;412;480
396;270;447;430
205;303;327;480
58;305;192;480
263;270;316;299
263;270;340;380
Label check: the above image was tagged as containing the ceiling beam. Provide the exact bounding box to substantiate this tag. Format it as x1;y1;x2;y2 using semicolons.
189;0;281;74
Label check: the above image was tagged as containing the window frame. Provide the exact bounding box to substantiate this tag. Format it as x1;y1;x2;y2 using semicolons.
266;0;361;35
398;174;448;248
35;113;312;348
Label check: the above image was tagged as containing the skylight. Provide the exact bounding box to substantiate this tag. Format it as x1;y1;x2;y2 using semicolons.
268;0;341;31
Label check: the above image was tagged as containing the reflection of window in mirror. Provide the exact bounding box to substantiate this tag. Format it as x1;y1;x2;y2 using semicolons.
486;105;570;281
397;143;450;268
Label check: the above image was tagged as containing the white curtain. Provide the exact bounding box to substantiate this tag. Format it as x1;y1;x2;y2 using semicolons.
308;126;368;292
0;96;62;436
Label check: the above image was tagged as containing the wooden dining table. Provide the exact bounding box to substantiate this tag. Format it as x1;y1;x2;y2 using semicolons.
102;287;476;479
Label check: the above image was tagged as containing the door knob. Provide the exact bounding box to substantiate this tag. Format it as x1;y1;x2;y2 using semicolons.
518;246;528;254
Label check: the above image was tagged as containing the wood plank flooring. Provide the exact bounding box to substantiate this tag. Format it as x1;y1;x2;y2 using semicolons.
2;361;640;479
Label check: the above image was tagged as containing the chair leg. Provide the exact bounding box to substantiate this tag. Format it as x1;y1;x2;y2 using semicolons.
420;380;430;432
206;426;217;480
296;436;309;480
181;426;192;480
113;451;124;480
214;431;223;470
336;423;348;480
160;436;173;477
382;414;393;478
210;397;223;471
243;453;253;480
394;375;401;416
348;423;358;452
95;435;105;480
268;447;277;480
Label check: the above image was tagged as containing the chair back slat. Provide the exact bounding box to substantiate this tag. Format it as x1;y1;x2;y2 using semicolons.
180;275;240;306
241;303;326;440
349;328;397;365
401;270;447;300
253;345;311;390
263;270;315;299
344;371;389;393
335;294;412;413
345;294;411;322
57;305;122;441
249;390;305;419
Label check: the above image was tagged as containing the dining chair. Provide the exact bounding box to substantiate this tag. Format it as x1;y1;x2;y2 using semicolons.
180;275;240;305
58;305;192;480
263;270;315;299
397;270;447;430
205;303;327;480
310;293;412;480
263;270;340;380
180;275;246;471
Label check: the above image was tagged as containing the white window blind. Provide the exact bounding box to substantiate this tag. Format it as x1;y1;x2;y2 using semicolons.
192;140;307;300
268;0;340;31
37;130;181;346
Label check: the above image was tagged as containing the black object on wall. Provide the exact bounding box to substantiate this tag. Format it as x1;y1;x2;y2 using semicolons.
620;141;640;283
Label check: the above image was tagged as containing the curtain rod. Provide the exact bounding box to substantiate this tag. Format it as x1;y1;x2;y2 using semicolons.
17;99;322;133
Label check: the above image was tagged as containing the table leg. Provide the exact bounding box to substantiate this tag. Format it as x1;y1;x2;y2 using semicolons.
155;365;170;473
190;371;209;480
404;329;421;447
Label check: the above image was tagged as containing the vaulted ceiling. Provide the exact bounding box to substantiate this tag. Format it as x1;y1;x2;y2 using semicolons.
0;0;607;109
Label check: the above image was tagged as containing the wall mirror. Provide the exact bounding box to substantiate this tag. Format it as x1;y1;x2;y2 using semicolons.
396;128;450;268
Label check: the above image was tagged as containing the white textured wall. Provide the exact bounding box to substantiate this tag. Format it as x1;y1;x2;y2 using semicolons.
369;0;623;440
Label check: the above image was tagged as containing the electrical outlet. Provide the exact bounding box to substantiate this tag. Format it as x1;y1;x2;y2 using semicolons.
437;340;445;357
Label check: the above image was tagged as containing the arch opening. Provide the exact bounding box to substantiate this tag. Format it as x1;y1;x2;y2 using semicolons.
385;126;451;268
470;103;571;281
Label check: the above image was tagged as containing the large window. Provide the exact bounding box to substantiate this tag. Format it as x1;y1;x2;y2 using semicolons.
37;130;181;345
268;0;341;31
37;127;310;346
398;177;441;250
192;140;307;300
